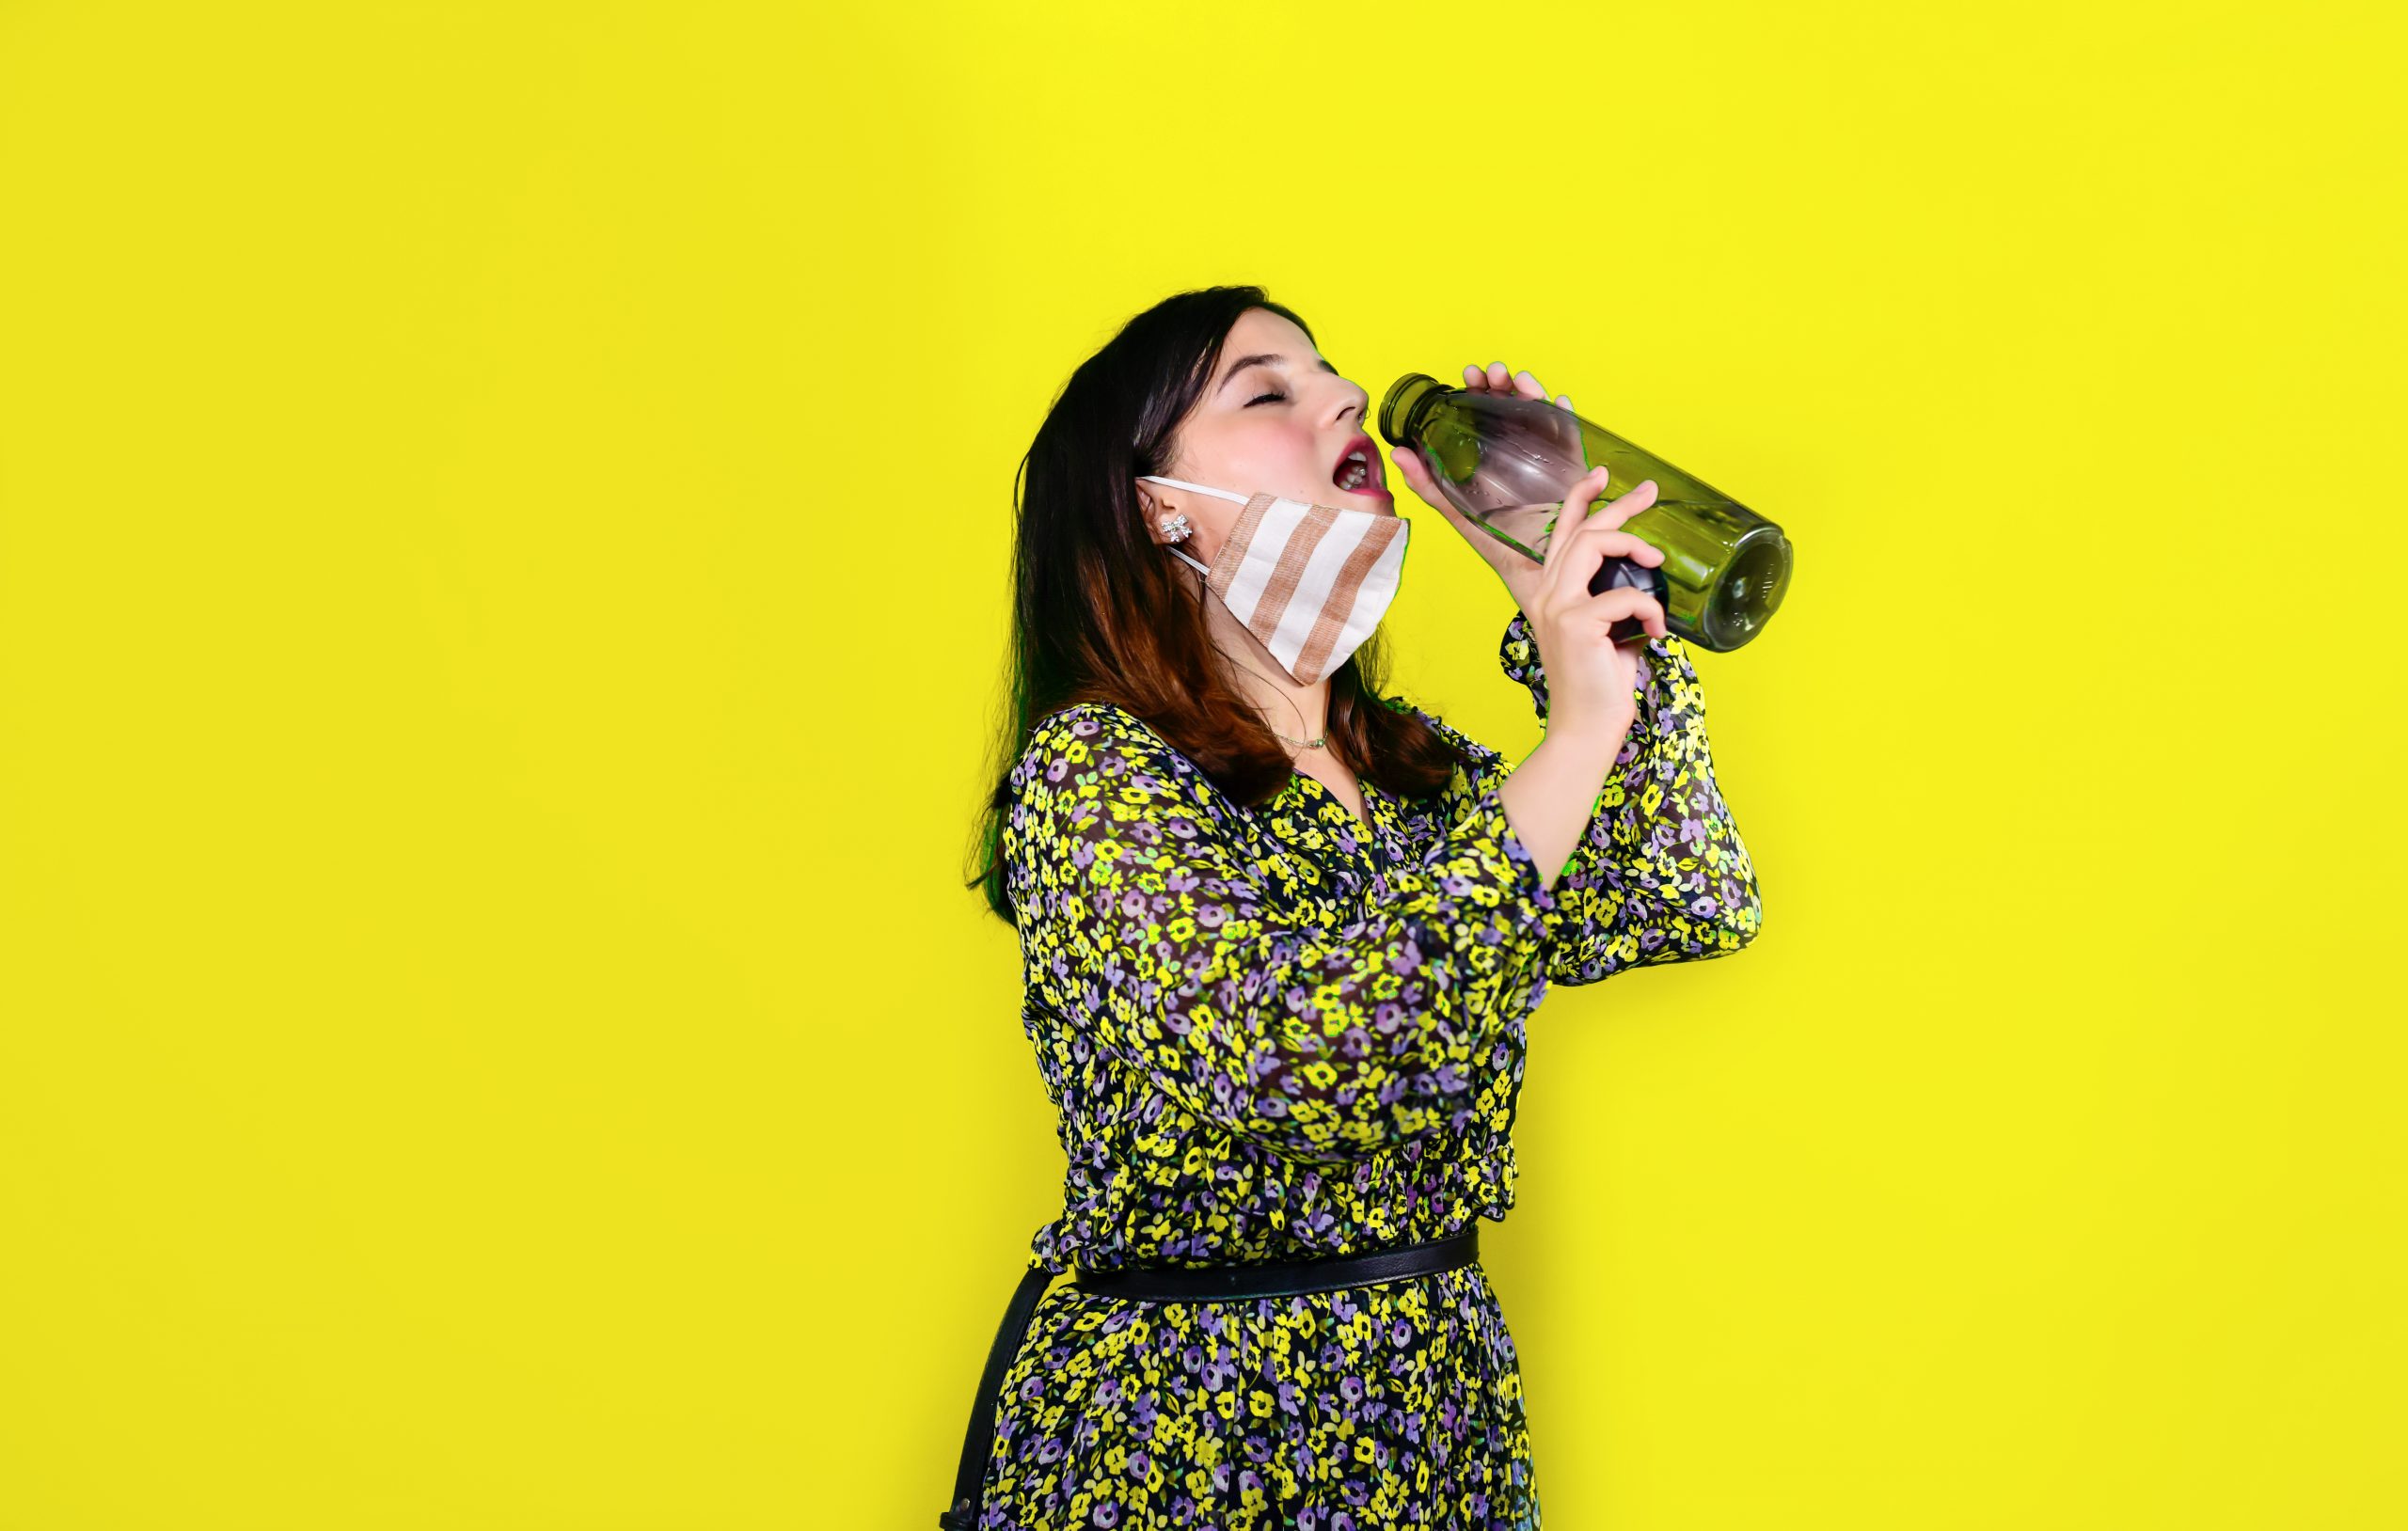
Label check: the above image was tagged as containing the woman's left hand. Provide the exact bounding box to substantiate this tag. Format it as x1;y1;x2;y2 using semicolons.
1389;360;1582;615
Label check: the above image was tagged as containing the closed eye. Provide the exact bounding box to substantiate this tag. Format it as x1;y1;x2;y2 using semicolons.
1247;390;1287;406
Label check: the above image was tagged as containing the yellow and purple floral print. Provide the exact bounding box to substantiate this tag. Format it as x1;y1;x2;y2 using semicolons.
979;611;1763;1529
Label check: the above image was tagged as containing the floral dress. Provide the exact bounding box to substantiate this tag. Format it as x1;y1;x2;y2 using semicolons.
978;610;1765;1530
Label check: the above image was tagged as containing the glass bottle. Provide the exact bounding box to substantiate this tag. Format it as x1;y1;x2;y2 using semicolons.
1378;373;1794;652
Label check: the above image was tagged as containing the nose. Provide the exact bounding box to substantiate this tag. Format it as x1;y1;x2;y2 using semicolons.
1326;382;1369;429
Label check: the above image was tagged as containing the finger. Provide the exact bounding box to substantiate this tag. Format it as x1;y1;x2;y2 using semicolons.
1554;485;1667;598
1397;448;1447;496
1576;477;1658;532
1393;450;1471;527
1623;592;1670;640
1540;466;1616;576
1555;394;1572;410
1486;360;1511;391
1585;587;1667;635
1570;528;1667;566
1541;466;1614;571
1513;369;1546;399
1559;477;1658;549
1558;522;1638;605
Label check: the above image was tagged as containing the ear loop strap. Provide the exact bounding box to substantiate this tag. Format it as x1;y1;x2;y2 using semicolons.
1137;473;1248;504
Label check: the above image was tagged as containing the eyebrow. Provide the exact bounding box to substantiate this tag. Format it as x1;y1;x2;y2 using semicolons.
1215;352;1339;396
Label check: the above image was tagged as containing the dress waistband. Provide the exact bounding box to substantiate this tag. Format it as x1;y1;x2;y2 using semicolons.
936;1227;1481;1529
1071;1226;1480;1302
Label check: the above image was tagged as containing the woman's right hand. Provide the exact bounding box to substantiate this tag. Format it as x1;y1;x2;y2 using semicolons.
1526;466;1669;753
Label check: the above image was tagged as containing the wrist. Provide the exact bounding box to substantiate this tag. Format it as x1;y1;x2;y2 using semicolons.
1541;705;1636;761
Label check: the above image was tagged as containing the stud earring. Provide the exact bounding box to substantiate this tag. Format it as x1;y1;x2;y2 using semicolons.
1155;510;1194;545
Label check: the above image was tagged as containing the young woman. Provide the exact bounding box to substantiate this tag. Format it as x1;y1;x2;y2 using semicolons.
945;286;1765;1530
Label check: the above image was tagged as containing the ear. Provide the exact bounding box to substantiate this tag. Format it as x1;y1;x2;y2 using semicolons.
1134;483;1178;545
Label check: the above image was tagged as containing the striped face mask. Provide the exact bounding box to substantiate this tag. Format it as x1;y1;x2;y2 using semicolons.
1138;473;1411;687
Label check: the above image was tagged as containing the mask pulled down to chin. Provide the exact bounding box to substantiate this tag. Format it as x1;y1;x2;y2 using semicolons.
1137;473;1409;687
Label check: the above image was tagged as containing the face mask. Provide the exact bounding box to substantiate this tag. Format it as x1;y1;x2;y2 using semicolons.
1138;473;1410;687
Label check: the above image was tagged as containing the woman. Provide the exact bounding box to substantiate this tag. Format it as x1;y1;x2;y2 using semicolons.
946;286;1765;1530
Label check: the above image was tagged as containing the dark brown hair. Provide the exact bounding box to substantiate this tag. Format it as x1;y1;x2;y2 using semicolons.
965;285;1468;924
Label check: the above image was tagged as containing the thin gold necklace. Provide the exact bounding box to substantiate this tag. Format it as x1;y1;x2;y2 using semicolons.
1227;659;1327;749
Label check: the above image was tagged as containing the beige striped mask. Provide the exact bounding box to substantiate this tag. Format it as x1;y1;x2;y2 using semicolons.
1138;474;1411;687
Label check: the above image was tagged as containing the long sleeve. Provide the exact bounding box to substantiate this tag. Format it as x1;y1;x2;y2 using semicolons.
1499;609;1766;985
1005;703;1552;1164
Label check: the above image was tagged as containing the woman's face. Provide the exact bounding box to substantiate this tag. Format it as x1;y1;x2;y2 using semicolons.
1136;308;1394;563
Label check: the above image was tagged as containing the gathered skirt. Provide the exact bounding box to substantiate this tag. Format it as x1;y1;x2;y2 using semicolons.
971;1260;1542;1530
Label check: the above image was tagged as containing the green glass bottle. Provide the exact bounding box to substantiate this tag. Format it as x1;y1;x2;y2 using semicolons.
1378;373;1794;652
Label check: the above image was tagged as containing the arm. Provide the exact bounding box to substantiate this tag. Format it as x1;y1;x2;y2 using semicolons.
1499;609;1766;985
1005;703;1553;1163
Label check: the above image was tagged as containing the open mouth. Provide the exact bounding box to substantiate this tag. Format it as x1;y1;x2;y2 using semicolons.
1330;433;1387;497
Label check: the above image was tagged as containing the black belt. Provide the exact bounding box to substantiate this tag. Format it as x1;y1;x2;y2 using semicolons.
936;1228;1479;1531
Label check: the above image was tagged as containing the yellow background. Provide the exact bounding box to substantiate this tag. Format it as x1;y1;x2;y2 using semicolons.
3;2;2400;1526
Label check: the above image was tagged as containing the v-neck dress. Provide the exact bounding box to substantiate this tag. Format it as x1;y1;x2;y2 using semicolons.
979;610;1764;1530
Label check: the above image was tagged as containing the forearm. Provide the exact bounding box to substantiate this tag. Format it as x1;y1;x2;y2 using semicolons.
1499;717;1630;894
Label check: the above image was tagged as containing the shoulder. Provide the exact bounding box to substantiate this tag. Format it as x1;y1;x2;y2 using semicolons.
1003;704;1231;922
1016;700;1176;779
1008;701;1206;828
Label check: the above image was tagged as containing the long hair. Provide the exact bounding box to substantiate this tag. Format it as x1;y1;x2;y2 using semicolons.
965;285;1469;925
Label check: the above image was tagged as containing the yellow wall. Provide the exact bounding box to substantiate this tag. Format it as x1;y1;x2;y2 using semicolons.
3;2;2400;1526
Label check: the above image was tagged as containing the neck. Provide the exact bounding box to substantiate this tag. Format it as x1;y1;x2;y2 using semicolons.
1197;580;1329;743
